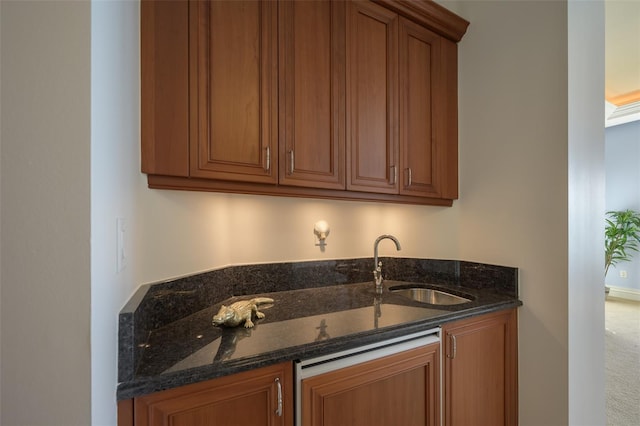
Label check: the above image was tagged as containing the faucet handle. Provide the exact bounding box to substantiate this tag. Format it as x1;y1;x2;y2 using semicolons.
374;261;383;287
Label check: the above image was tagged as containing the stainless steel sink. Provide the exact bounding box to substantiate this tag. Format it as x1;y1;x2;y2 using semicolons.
389;286;472;305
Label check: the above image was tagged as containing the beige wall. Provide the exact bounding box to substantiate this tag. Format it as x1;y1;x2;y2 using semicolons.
136;191;462;284
451;1;571;423
1;1;92;425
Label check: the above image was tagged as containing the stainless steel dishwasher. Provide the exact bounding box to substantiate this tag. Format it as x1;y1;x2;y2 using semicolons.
295;327;441;426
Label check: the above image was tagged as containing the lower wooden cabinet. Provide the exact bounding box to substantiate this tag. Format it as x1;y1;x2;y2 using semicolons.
442;309;518;426
299;342;440;426
118;309;518;426
119;362;293;426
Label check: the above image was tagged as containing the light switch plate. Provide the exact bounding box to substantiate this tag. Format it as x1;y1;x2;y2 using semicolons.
117;217;127;273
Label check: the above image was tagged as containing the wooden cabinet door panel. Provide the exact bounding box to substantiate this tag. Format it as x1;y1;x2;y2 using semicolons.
346;1;399;194
301;343;439;426
190;0;278;184
134;362;293;426
443;309;518;426
434;37;459;200
279;0;346;189
141;0;190;177
399;18;441;198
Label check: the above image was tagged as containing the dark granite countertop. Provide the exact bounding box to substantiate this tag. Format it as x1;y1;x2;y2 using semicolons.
117;258;521;400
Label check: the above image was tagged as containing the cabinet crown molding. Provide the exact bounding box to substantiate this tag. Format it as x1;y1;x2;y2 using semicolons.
373;0;469;42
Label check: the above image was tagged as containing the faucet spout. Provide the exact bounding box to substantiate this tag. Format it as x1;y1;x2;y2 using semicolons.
373;234;401;293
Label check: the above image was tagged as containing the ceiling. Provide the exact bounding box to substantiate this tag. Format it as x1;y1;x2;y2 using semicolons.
606;0;640;105
605;0;640;125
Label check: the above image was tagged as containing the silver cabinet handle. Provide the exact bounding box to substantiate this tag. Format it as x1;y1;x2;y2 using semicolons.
447;334;457;359
275;377;283;417
390;165;397;185
265;146;271;172
288;150;294;175
407;167;412;187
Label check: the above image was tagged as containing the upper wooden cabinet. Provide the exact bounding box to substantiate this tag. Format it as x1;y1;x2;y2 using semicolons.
399;17;458;199
345;1;458;199
346;1;399;194
141;0;190;177
190;0;278;184
141;0;468;205
279;0;346;189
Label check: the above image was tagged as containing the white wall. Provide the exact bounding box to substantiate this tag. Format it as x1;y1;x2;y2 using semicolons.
91;1;142;424
567;1;606;424
0;1;92;425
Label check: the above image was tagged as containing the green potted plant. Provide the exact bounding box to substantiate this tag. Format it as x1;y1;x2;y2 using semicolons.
604;209;640;294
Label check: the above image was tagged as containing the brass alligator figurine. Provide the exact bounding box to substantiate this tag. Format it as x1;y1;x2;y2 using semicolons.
212;297;274;328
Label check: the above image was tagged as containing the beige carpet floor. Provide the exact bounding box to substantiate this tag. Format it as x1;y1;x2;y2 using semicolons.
605;297;640;426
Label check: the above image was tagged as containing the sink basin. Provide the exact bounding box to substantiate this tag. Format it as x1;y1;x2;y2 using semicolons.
389;286;472;305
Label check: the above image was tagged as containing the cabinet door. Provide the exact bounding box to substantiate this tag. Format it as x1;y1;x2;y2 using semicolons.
279;0;346;189
443;309;518;426
433;36;459;200
301;343;440;426
190;0;278;184
141;0;189;177
346;1;399;194
398;18;442;198
134;362;293;426
399;17;459;200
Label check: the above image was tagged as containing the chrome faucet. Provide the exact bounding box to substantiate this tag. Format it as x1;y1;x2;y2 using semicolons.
373;234;401;293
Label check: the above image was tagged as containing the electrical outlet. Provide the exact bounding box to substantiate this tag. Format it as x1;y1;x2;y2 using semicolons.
619;270;628;278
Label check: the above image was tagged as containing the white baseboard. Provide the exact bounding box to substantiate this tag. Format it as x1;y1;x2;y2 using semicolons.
607;285;640;302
